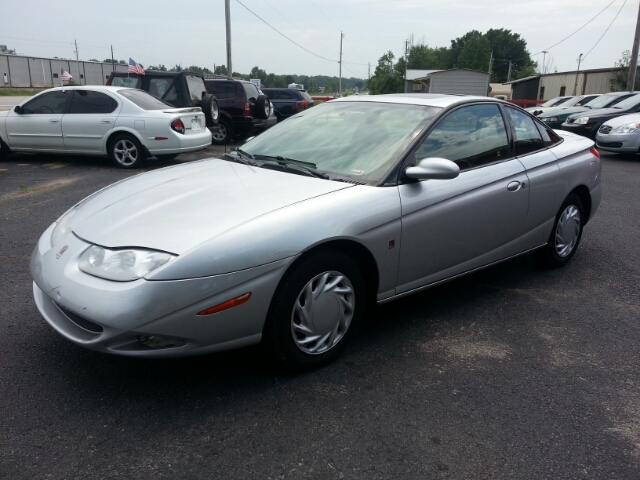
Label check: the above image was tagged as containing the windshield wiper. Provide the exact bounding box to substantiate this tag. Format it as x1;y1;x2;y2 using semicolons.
221;148;258;165
252;154;329;179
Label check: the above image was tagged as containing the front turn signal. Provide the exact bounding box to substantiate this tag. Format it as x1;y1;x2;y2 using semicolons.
197;293;252;316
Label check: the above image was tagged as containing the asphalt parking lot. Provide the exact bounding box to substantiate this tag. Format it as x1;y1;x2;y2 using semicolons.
1;146;639;479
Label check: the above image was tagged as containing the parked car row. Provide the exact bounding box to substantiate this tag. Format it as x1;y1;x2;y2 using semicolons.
0;86;212;168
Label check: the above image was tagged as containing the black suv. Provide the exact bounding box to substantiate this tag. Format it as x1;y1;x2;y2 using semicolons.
204;79;276;144
262;88;315;122
106;71;219;128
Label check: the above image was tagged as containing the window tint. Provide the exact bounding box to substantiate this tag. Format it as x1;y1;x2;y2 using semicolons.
185;75;207;102
505;107;545;156
206;81;234;99
611;93;640;109
117;89;172;110
279;90;295;99
21;91;70;114
149;78;178;103
536;122;562;147
68;90;117;114
110;76;142;89
415;104;510;170
242;83;260;101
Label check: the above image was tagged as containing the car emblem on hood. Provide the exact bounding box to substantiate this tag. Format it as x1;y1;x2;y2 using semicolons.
56;245;69;259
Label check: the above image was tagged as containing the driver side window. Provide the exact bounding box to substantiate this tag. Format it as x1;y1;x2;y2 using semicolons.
21;91;70;114
414;104;510;171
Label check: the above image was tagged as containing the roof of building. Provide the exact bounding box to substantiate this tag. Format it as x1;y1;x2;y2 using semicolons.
503;75;540;85
406;68;490;81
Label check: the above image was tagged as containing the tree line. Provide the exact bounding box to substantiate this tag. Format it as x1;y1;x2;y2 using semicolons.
367;28;536;95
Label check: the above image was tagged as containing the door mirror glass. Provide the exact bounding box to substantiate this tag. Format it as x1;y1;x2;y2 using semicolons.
405;157;460;180
14;105;22;114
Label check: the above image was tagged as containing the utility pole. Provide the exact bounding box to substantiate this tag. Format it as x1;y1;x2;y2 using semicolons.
110;45;115;71
542;50;548;74
368;62;370;79
573;53;583;95
627;0;640;91
488;50;494;80
338;32;344;96
507;61;513;83
225;0;232;80
74;39;80;84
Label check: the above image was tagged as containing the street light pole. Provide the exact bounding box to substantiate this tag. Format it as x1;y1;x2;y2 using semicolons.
542;50;548;74
225;0;232;80
338;32;344;96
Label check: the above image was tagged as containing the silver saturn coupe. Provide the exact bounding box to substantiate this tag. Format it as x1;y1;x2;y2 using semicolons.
30;94;602;370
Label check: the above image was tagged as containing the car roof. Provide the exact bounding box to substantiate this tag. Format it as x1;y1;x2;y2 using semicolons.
109;70;202;77
42;85;134;94
330;93;505;108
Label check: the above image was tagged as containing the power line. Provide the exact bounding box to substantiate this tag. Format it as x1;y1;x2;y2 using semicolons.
583;0;628;61
235;0;336;63
306;0;343;33
259;0;339;55
533;0;618;55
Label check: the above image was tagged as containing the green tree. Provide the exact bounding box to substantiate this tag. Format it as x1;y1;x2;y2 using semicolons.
484;28;534;82
147;64;167;71
455;32;491;72
214;65;227;75
610;50;640;91
366;51;404;95
250;66;268;85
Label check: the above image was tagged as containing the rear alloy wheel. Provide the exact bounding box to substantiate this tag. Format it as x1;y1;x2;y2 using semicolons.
109;134;146;169
531;193;584;268
211;120;232;145
263;252;365;371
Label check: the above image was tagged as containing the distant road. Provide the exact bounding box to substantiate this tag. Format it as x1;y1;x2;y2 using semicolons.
0;96;31;111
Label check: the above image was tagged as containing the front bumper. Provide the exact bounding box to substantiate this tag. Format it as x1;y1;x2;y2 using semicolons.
595;131;640;153
560;122;597;138
30;225;293;357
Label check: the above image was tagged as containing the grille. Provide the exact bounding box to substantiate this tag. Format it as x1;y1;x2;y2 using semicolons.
55;303;104;333
599;125;612;134
596;141;623;148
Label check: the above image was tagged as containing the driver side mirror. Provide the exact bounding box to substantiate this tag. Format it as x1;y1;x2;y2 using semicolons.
405;157;460;181
14;105;22;114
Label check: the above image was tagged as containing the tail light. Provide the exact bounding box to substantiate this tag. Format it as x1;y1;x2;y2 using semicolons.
244;103;251;116
171;119;185;134
590;146;600;159
292;101;304;112
302;99;308;109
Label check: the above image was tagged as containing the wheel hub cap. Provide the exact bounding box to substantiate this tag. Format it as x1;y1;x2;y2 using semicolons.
114;140;137;166
555;205;581;257
291;271;354;355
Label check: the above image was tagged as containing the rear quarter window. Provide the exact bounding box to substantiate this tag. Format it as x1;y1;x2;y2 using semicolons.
242;83;260;101
110;76;142;89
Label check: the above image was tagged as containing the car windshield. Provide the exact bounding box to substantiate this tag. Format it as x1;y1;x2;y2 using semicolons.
585;94;629;109
118;89;173;110
299;91;314;102
239;101;441;184
612;93;640;109
541;96;572;107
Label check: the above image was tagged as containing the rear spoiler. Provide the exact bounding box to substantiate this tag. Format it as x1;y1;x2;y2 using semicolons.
162;107;202;114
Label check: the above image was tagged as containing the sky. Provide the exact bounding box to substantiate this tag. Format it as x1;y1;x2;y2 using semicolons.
1;0;638;80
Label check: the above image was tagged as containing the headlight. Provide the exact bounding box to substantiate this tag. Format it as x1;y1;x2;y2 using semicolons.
51;207;78;247
615;122;640;133
79;245;175;281
574;117;589;125
541;117;558;122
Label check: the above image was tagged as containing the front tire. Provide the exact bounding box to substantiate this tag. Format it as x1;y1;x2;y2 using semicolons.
109;134;146;169
211;119;232;145
531;193;584;268
263;252;365;371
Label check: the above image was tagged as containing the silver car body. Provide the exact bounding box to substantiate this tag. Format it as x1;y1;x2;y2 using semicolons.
595;113;640;153
0;86;212;157
30;94;602;358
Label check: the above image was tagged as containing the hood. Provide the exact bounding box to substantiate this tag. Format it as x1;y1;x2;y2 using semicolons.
71;158;351;254
530;106;588;117
600;113;640;128
567;107;626;120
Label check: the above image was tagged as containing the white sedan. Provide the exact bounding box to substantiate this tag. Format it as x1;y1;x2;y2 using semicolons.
0;86;212;168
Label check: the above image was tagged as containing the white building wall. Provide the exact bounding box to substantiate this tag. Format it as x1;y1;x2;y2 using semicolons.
429;70;489;96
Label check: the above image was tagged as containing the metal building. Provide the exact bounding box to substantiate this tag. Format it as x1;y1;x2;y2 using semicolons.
405;69;490;96
1;54;129;88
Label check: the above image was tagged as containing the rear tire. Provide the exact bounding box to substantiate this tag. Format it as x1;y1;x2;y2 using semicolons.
255;95;270;120
211;119;232;145
109;134;146;169
530;193;584;268
263;252;365;371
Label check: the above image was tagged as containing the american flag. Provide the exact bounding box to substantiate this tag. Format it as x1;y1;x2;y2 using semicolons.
128;58;145;75
60;68;73;82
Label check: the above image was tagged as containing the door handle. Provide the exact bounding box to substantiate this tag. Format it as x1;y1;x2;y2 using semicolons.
101;119;113;124
49;119;59;123
507;181;523;192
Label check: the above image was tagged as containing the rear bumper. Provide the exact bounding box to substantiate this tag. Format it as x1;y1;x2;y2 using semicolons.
145;129;212;155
